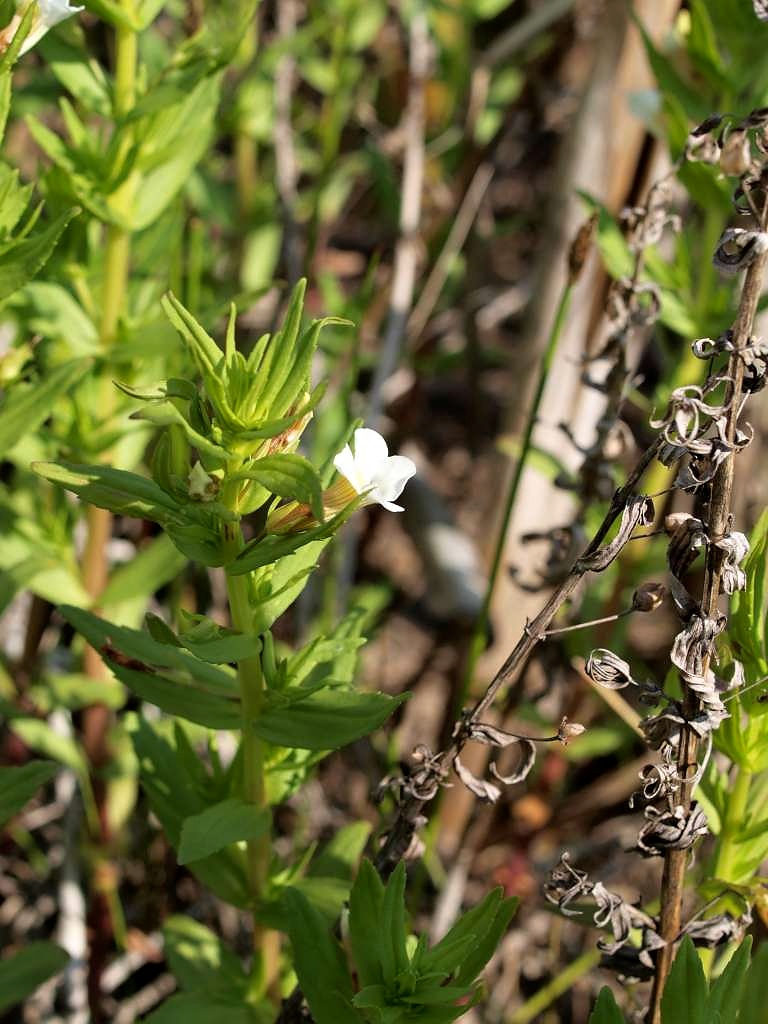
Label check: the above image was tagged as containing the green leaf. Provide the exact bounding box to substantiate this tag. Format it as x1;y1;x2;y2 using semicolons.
162;915;248;994
33;461;181;524
707;936;751;1024
284;888;361;1024
128;716;250;908
0;942;69;1011
380;862;409;984
349;859;386;989
9;718;86;774
0;360;88;456
588;987;626;1024
144;994;261;1024
577;192;632;278
108;663;241;729
0;761;57;826
132;77;221;230
254;689;406;750
250;541;326;634
661;936;707;1024
39;35;111;115
740;941;768;1024
178;800;270;865
228;502;360;575
0;209;79;304
233;454;323;519
58;606;237;696
453;894;518;987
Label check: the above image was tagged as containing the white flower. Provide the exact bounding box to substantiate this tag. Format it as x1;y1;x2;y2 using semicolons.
332;427;416;512
9;1;84;58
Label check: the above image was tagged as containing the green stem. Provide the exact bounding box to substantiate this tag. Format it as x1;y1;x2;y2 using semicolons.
221;516;276;996
506;948;600;1024
457;280;574;711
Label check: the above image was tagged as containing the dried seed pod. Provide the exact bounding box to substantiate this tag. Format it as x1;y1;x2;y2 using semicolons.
567;212;598;283
585;649;635;689
557;718;586;744
632;582;666;612
719;130;752;176
713;227;768;276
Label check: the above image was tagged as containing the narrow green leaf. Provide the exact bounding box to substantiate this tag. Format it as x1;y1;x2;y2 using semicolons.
0;761;57;826
348;859;385;989
661;936;707;1024
228;502;360;575
588;987;626;1024
33;461;181;524
178;800;270;865
0;209;79;303
109;663;241;729
162;915;248;994
233;454;323;519
708;936;751;1024
284;887;361;1024
254;689;406;750
0;943;69;1011
453;895;518;987
380;862;409;984
0;359;87;456
740;942;768;1024
144;994;259;1024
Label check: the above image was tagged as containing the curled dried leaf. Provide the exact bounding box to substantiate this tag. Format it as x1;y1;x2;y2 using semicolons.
453;753;501;803
636;803;709;857
585;648;636;689
713;228;768;275
488;739;536;786
577;495;654;572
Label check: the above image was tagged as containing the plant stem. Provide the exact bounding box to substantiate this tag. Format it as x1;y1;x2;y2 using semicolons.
79;13;139;1017
646;231;768;1024
506;948;600;1024
457;280;573;713
221;517;278;998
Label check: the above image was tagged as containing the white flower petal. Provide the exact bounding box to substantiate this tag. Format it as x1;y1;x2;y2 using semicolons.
352;427;389;469
39;0;83;27
379;499;405;512
333;444;362;491
371;454;416;504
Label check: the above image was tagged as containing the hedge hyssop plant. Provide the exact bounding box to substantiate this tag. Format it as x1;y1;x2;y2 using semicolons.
33;281;518;1021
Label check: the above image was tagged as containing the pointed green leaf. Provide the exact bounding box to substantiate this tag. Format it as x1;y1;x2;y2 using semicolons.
284;887;361;1024
708;936;751;1024
740;942;768;1024
233;454;323;519
178;800;270;865
0;209;79;303
0;942;69;1012
0;359;88;456
661;936;707;1024
254;689;406;750
0;761;57;826
349;859;386;989
588;987;626;1024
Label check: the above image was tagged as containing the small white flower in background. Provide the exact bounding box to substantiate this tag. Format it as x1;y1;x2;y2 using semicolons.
331;427;416;512
2;1;84;59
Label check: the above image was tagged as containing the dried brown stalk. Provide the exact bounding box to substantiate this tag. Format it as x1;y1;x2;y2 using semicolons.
646;211;768;1023
375;435;662;872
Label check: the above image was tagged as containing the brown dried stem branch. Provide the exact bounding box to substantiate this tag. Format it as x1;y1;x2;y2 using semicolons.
375;434;662;872
646;220;768;1024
